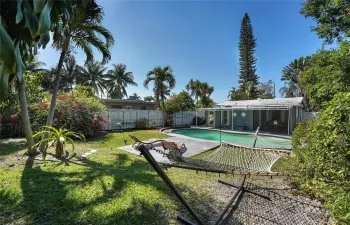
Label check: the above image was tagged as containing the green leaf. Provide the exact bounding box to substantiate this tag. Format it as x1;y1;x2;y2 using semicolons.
334;0;339;4
15;43;25;81
37;0;54;35
16;0;23;24
0;23;16;74
39;32;50;48
33;0;46;14
0;65;10;102
23;1;39;38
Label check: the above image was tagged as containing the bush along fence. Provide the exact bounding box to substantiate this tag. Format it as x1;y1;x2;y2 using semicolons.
97;109;205;131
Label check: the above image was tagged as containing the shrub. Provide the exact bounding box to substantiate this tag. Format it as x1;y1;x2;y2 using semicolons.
292;92;350;224
1;85;107;138
135;119;155;129
192;116;205;125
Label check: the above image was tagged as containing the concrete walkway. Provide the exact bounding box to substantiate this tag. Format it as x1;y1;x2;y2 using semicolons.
119;135;220;163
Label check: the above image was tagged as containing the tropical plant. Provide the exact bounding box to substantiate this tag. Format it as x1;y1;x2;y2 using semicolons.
0;0;75;102
60;56;79;92
199;82;214;107
1;0;76;155
25;54;47;72
105;64;137;99
228;87;246;100
144;96;155;102
238;13;259;99
186;79;202;104
40;0;113;151
144;66;176;126
279;57;309;98
76;60;108;97
129;93;142;100
257;80;274;99
33;126;85;159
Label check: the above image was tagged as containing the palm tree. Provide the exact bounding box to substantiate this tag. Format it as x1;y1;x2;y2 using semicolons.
280;57;309;98
186;79;202;104
199;82;214;107
144;66;175;126
129;93;142;100
104;64;137;99
40;0;114;151
25;55;47;72
60;56;78;92
76;60;108;98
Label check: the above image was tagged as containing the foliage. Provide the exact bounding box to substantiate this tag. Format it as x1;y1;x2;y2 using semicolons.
105;64;137;99
1;85;107;138
178;91;195;111
300;0;350;44
292;93;350;224
186;79;202;103
1;71;45;137
144;96;155;102
144;66;176;125
76;60;108;97
33;126;85;159
135;119;154;129
60;56;78;92
227;87;248;100
257;80;274;99
302;42;350;111
129;93;142;100
0;0;74;102
238;13;259;99
280;57;310;99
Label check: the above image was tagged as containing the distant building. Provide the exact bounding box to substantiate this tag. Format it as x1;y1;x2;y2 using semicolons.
100;98;157;110
201;97;304;135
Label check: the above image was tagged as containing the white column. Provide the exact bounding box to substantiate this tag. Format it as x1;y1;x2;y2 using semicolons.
288;108;290;135
231;108;234;130
195;109;197;127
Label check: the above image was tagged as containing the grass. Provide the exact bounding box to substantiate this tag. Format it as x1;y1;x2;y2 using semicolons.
0;130;293;225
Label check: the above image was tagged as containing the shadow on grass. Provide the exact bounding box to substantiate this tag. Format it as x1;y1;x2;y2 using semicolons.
0;141;26;157
16;153;175;225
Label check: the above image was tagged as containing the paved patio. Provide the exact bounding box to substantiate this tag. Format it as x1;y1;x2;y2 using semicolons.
119;134;220;163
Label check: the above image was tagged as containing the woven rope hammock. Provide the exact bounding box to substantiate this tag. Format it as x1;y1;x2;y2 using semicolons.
138;127;329;225
159;142;290;176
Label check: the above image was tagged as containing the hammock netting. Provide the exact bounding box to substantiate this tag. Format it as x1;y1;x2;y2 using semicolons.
159;142;291;175
223;182;329;225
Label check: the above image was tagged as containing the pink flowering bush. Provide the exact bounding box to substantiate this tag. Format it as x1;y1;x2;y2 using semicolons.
1;85;106;138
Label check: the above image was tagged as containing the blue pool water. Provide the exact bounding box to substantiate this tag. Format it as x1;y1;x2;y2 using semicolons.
171;129;291;148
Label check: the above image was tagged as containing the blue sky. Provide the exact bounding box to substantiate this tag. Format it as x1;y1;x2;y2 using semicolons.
38;0;326;103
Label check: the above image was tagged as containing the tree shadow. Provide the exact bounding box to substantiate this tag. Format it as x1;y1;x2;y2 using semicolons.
16;152;177;225
0;140;27;158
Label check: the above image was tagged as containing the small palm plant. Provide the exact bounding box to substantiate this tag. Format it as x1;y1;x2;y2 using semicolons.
33;126;85;159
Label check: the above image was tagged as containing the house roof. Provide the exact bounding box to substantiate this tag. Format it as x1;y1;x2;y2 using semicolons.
100;98;157;105
201;97;303;110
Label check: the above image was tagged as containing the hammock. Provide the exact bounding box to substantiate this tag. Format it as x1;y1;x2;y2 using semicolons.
159;142;291;176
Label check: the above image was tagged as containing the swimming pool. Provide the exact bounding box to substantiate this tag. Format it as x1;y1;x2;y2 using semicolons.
171;129;291;148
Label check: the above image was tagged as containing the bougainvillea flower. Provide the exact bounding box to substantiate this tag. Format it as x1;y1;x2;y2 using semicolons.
103;119;108;123
77;104;83;109
42;103;48;109
60;114;64;119
10;114;17;120
91;120;95;126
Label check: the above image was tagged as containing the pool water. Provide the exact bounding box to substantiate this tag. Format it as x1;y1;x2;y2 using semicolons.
171;129;291;148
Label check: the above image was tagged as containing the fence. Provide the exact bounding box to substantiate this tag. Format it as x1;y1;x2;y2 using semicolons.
98;109;205;131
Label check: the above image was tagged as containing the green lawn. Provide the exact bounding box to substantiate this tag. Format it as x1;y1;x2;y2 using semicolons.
0;130;292;225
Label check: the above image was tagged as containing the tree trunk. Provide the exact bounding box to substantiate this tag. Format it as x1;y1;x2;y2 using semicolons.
39;49;66;152
18;79;36;155
161;96;165;127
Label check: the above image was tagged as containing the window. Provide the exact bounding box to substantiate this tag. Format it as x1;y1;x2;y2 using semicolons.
125;106;132;109
222;111;229;125
111;105;121;109
141;106;146;110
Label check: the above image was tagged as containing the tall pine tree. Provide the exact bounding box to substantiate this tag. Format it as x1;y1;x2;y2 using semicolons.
238;13;259;99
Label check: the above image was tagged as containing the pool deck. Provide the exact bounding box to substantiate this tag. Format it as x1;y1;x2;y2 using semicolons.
119;134;220;163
